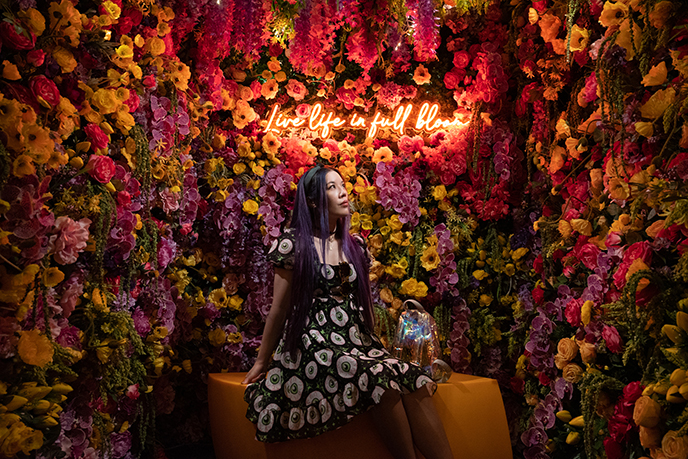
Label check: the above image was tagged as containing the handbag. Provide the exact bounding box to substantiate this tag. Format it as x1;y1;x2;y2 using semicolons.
390;299;451;383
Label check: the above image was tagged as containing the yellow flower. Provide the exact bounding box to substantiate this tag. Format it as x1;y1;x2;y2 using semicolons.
18;8;46;36
479;294;493;306
12;155;35;178
233;100;257;130
640;87;676;119
432;185;447;201
242;199;259;215
567;25;589;52
2;61;20;80
385;258;408;278
641;62;668;87
473;270;488;281
399;278;428;298
42;267;64;287
229;295;244;310
52;46;77;73
635;121;654;137
208;328;227;347
170;61;191;91
388;215;403;231
421;246;441;271
512;247;529;260
116;44;134;59
262;131;282;155
102;1;121;19
91;88;119;115
17;330;54;367
390;231;405;245
412;65;431;85
571;219;592;236
615;19;642;60
380;288;394;303
147;37;166;56
599;1;628;28
209;288;228;308
23;124;53;164
581;300;594;325
558;220;573;238
373;146;393;163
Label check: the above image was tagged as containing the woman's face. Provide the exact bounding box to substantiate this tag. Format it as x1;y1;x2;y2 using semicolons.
325;170;349;220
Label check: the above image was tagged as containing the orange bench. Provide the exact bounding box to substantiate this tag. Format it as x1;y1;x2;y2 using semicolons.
208;372;513;459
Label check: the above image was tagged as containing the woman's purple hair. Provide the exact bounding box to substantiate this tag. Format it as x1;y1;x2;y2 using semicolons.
284;166;375;355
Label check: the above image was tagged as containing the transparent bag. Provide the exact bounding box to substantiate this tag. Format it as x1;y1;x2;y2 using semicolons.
390;299;451;382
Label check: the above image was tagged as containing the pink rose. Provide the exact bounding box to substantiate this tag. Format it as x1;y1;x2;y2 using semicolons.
295;103;311;119
125;90;140;112
286;79;308;101
84;123;109;151
453;50;471;69
603;325;623;354
50;216;92;265
576;243;601;270
87;155;116;184
27;49;45;66
0;19;35;50
30;76;61;108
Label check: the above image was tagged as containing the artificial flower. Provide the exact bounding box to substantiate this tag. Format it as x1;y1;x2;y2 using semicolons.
17;330;54;367
640;87;676;119
599;1;629;27
641;62;668;86
412;65;431;85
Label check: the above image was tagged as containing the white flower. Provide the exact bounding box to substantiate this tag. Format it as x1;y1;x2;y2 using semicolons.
316;310;327;326
282;349;301;370
372;386;386;403
319;399;332;423
278;238;293;254
370;363;384;375
358;373;369;392
288;407;305;431
265;367;283;391
305;360;318;379
315;349;333;366
330;332;345;346
337;355;357;378
284;375;304;402
257;403;279;433
306;390;324;406
330;306;348;326
343;382;359;407
307;406;320;425
368;349;385;358
310;329;325;343
349;326;362;346
302;334;312;349
325;375;339;393
333;394;346;412
416;375;434;389
253;394;265;412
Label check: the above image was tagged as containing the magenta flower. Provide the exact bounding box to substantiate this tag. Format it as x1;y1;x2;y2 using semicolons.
49;216;91;265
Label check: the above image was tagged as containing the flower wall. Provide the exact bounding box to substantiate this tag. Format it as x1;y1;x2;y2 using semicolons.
1;0;687;458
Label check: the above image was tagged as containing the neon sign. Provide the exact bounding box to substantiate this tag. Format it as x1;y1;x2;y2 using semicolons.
263;102;469;140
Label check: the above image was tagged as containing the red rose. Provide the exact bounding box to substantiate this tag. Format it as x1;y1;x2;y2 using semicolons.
30;76;61;108
83;123;109;151
0;19;36;50
576;243;601;270
532;284;544;305
27;49;45;66
565;298;582;326
603;437;624;459
443;69;463;90
533;254;543;274
87;155;116;184
453;50;471;69
142;75;157;88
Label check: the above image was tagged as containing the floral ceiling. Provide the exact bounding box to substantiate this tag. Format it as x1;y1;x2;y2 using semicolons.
1;0;688;458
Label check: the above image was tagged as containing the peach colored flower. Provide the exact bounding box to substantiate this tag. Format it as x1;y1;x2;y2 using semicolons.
557;338;579;361
286;79;308;101
413;65;431;85
562;363;584;383
539;13;561;43
577;341;597;364
641;427;664;450
261;79;279;100
634;396;662;428
662;430;688;459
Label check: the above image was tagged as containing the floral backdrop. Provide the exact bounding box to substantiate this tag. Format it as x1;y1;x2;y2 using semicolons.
1;0;687;458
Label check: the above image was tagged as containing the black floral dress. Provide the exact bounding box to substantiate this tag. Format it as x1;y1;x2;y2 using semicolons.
244;229;435;442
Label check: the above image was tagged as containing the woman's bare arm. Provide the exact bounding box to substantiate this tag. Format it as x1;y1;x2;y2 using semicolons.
242;268;292;384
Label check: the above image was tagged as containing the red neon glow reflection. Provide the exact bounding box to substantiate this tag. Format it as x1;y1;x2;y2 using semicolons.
263;102;469;139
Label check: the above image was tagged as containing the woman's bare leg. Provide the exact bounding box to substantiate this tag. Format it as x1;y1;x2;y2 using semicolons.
369;389;418;459
401;387;453;459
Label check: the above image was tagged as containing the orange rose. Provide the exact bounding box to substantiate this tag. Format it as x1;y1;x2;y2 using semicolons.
577;341;597;364
641;426;664;450
662;431;688;459
557;338;579;360
562;363;584;383
635;396;662;428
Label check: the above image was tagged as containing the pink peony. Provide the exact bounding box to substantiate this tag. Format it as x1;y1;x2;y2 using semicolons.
50;216;92;265
84;123;109;151
26;49;45;67
30;75;61;108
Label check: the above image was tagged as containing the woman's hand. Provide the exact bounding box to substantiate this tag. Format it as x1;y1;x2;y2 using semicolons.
242;360;267;384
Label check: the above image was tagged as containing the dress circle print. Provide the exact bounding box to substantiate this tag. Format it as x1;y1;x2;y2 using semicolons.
244;229;435;442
